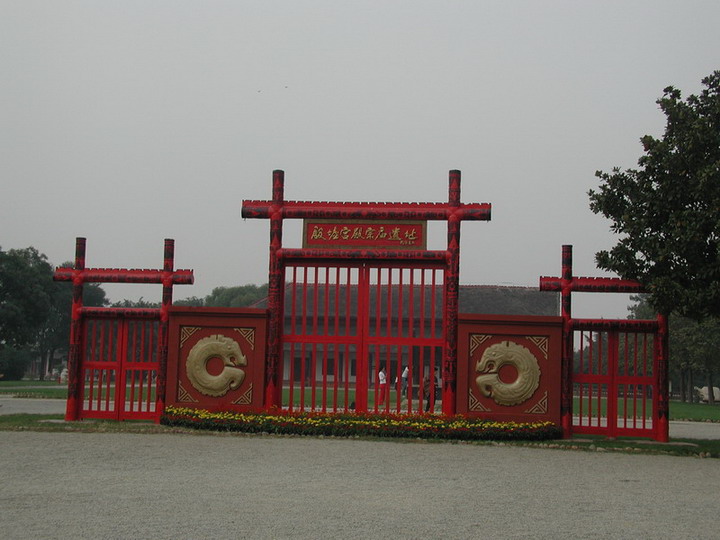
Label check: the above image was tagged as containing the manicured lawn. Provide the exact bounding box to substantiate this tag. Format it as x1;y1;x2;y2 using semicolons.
0;380;62;387
0;387;68;399
670;401;720;422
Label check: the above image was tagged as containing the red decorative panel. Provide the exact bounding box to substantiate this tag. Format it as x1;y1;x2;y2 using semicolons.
457;315;562;425
166;307;268;412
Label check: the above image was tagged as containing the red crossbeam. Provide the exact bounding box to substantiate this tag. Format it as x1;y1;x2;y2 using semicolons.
278;248;449;262
242;200;491;221
571;318;658;332
80;307;162;319
539;276;645;293
54;268;194;284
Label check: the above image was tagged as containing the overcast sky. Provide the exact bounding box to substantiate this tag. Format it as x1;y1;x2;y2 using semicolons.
2;1;719;317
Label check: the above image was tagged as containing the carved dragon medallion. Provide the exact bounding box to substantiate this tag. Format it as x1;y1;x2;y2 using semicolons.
475;340;540;406
186;334;247;397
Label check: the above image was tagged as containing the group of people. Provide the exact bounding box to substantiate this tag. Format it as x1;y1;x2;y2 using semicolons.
377;365;439;412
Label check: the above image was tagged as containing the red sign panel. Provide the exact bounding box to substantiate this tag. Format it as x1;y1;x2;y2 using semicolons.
303;220;427;250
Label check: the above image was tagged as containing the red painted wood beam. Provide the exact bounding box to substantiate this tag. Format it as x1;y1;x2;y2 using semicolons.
54;268;194;285
540;276;645;293
80;307;162;319
278;248;448;262
570;318;659;332
242;200;491;221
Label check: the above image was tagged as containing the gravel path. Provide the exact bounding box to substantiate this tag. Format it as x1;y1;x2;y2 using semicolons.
1;430;718;539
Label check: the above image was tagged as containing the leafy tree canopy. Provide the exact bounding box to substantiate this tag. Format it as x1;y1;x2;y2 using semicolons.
0;247;54;347
589;71;720;319
202;284;268;308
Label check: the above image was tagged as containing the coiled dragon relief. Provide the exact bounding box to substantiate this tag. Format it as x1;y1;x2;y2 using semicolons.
186;334;247;397
475;340;540;406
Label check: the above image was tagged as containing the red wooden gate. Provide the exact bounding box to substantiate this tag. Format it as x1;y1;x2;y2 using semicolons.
242;169;491;415
80;315;160;420
572;322;660;438
540;245;669;441
54;237;193;421
281;262;445;413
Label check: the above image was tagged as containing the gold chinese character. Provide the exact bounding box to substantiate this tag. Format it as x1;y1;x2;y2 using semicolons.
389;227;402;241
365;227;376;240
404;229;418;244
310;226;325;240
351;227;363;240
340;226;351;240
328;227;340;240
376;227;387;239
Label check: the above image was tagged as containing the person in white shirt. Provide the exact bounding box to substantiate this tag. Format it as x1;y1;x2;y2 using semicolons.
401;365;409;397
378;366;387;408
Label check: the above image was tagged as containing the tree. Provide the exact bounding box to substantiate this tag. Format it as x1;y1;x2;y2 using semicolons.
589;71;720;320
0;247;54;349
0;347;35;381
174;296;205;307
628;295;720;403
111;298;160;308
203;284;269;307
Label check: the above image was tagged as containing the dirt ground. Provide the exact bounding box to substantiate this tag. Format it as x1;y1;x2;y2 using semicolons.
1;429;719;539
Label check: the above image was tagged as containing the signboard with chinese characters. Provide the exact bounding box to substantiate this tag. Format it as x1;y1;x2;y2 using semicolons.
302;220;427;250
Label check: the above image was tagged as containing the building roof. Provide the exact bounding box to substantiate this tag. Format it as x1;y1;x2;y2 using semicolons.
252;284;558;317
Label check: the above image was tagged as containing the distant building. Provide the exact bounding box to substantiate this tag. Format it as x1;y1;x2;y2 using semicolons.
253;284;559;386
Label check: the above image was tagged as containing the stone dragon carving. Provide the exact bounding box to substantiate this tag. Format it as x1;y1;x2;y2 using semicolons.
186;335;247;397
475;340;540;406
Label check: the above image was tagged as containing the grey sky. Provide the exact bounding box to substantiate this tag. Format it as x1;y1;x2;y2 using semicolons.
2;1;719;317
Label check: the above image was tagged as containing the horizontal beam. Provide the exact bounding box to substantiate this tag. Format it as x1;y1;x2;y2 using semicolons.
54;268;194;285
571;318;658;332
242;200;491;221
80;307;162;319
539;276;644;293
279;248;449;262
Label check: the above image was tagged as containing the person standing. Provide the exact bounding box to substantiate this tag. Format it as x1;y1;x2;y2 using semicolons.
422;372;432;412
401;365;409;397
378;365;387;408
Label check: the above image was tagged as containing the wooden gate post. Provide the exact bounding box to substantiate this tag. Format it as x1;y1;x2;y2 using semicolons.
65;237;86;421
265;169;286;409
157;239;175;415
443;170;461;415
560;245;574;437
655;313;670;442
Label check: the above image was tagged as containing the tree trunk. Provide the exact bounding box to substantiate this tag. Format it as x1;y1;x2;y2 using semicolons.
679;368;687;402
47;347;57;378
38;350;47;381
707;365;715;406
689;368;695;403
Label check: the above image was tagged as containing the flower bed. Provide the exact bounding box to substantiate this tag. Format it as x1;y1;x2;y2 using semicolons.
161;406;562;441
